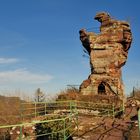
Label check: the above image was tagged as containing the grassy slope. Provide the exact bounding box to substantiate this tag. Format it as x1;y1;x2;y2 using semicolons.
0;95;21;125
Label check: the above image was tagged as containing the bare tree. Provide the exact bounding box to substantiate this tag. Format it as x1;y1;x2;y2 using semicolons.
35;88;46;102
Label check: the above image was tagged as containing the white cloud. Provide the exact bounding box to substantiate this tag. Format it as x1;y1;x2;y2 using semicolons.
0;58;19;64
0;69;53;84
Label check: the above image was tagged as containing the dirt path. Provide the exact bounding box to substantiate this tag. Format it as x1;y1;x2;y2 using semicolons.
73;100;140;140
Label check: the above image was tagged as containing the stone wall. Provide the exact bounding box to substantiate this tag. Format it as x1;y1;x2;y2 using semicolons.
79;12;132;101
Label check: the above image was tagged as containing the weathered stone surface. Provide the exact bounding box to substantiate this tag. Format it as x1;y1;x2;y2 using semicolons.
79;12;132;101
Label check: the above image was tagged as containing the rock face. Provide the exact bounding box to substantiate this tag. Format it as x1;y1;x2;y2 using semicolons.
79;12;132;101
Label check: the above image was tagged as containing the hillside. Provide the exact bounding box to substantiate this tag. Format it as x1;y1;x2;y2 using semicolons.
0;95;22;125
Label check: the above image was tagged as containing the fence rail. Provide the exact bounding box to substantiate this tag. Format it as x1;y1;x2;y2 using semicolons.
0;113;78;140
0;100;138;140
20;100;121;120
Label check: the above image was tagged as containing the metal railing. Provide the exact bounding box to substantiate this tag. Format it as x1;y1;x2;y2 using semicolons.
0;101;78;140
20;100;120;119
20;101;77;120
0;113;78;140
0;100;125;140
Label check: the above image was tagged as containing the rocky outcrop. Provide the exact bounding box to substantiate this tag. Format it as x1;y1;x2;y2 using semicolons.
79;12;132;101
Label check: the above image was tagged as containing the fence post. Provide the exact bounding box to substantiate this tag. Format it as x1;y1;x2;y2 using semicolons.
63;119;66;140
138;109;140;138
19;125;22;140
70;101;75;114
70;100;77;114
75;100;77;111
35;102;36;118
45;103;47;115
107;109;109;117
122;98;125;114
76;108;79;137
70;101;72;114
20;101;23;121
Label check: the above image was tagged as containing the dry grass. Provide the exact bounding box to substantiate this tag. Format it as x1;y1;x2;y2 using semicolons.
57;87;121;106
0;95;22;125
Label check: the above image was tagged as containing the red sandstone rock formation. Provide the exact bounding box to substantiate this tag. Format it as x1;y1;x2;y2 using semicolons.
79;12;132;101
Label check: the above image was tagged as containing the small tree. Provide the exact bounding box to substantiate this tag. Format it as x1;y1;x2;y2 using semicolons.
35;88;46;102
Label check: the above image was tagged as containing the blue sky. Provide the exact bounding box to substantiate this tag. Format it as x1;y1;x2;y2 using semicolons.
0;0;140;97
